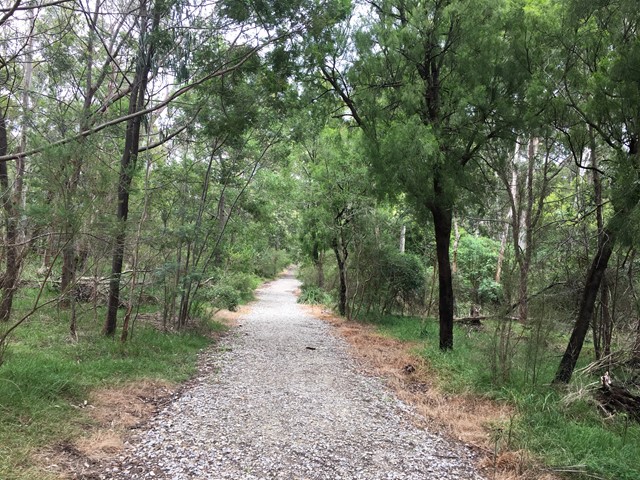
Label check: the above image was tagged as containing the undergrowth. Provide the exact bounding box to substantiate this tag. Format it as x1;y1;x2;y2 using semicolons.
297;284;334;305
0;289;218;480
369;314;640;480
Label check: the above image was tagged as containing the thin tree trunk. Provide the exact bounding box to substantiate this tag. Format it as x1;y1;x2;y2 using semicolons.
554;227;616;384
0;116;19;323
399;224;406;254
589;127;613;360
332;235;348;318
104;0;158;335
495;220;509;284
121;136;153;342
15;7;34;225
517;138;538;323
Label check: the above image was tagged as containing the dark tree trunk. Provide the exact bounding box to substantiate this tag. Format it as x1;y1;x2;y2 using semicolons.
554;228;616;384
431;202;454;350
60;241;76;307
312;240;324;288
590;129;613;360
332;236;348;318
104;3;156;335
0;116;20;323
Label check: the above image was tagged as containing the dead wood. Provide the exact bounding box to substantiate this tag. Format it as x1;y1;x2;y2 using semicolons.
596;372;640;422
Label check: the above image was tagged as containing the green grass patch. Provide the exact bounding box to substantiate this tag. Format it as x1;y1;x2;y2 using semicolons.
0;290;217;480
368;314;640;480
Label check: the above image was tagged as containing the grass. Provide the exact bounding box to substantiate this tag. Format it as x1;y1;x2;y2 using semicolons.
0;289;218;480
369;314;640;480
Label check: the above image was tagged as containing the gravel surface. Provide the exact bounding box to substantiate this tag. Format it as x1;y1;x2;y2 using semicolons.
100;272;484;479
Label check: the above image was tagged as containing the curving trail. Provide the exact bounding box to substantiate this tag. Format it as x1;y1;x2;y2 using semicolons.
100;271;483;480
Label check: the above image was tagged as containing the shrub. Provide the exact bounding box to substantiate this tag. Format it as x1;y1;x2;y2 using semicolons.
297;285;333;305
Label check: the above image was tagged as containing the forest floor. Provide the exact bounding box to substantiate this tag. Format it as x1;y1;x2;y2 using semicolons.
80;270;485;479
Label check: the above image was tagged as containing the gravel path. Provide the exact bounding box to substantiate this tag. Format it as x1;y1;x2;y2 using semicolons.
101;272;483;479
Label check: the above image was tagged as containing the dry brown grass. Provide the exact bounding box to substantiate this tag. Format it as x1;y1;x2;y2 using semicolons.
212;303;254;328
34;380;176;479
88;380;175;431
304;305;561;480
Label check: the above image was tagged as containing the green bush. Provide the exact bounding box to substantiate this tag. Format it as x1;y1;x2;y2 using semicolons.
297;284;333;305
478;278;503;304
209;283;241;311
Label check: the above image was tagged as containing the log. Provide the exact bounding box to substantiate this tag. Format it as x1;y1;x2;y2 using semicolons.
454;316;488;326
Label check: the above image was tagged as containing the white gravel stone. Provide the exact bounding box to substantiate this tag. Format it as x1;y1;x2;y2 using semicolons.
99;271;484;479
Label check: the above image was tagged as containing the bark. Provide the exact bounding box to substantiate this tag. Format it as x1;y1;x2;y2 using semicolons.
60;242;76;308
517;138;538;323
399;224;406;254
634;314;640;364
0;116;19;322
104;0;157;335
332;234;348;318
495;220;509;284
15;7;34;221
554;227;616;384
431;200;454;350
121;152;152;342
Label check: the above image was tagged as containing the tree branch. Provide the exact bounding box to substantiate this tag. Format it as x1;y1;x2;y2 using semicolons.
0;40;275;162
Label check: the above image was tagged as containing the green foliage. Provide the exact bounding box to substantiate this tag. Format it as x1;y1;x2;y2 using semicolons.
353;243;426;317
253;248;291;279
456;231;502;305
206;271;261;311
209;283;241;311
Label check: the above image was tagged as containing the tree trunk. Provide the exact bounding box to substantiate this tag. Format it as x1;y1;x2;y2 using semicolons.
332;235;348;318
554;227;616;384
312;240;324;288
431;202;454;350
634;315;640;364
600;275;612;358
0;116;19;323
517;138;538;322
399;224;406;254
495;219;509;284
589;128;613;360
104;1;157;335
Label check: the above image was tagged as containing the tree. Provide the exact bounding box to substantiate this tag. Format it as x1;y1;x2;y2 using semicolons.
104;0;164;335
554;0;640;383
317;0;529;348
297;124;371;318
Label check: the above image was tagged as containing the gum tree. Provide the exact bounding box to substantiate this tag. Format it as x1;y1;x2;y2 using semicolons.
318;0;529;348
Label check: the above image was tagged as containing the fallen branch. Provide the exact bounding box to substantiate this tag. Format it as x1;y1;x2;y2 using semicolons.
596;372;640;423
